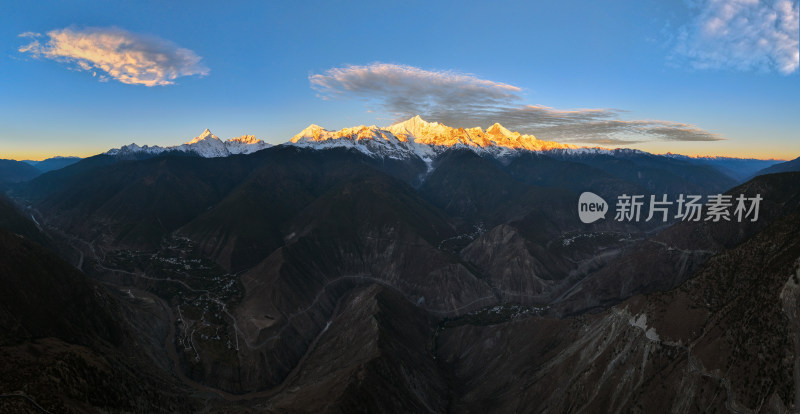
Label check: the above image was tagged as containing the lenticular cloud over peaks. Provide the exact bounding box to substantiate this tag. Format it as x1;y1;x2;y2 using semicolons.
19;27;209;86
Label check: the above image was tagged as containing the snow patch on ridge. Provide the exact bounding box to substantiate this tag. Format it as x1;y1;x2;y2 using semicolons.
106;129;271;158
629;313;661;342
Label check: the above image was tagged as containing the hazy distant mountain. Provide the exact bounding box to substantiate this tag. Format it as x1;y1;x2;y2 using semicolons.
22;156;82;173
662;153;782;182
0;159;41;184
105;129;271;158
752;155;800;177
1;156;83;186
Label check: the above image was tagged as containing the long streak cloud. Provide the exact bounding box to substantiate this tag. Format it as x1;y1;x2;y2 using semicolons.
310;63;724;144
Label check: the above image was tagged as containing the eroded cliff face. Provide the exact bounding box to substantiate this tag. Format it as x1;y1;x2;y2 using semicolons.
438;207;800;413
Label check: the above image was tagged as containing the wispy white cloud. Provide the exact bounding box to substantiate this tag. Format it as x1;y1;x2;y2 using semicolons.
310;63;521;110
18;27;209;86
310;63;724;144
671;0;799;74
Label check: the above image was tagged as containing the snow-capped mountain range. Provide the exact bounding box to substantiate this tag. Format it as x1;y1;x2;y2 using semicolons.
289;115;576;163
106;129;271;158
104;117;579;161
100;117;781;176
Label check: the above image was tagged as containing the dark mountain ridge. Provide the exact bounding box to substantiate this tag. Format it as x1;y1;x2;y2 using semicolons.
22;156;82;173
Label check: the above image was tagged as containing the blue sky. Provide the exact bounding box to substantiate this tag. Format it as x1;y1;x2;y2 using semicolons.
1;0;798;160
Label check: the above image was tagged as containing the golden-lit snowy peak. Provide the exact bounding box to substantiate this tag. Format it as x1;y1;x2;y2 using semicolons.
385;115;454;143
290;115;575;161
291;124;396;143
227;135;262;145
186;128;220;144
